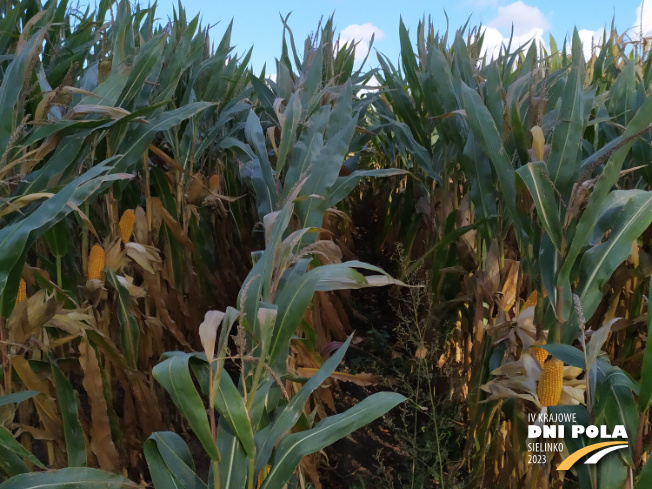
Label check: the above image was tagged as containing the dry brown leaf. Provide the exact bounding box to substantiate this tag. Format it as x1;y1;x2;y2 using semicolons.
79;337;120;472
151;197;195;251
7;290;58;344
133;206;149;244
124;242;162;274
500;259;519;312
11;357;62;439
298;367;383;386
104;238;128;272
529;125;545;161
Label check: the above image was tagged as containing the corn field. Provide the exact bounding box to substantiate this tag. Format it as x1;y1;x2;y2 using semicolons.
2;1;652;488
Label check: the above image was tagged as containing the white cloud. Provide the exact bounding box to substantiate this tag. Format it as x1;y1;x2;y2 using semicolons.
479;2;549;60
339;23;385;61
489;1;550;37
633;1;652;39
578;29;604;59
479;26;507;60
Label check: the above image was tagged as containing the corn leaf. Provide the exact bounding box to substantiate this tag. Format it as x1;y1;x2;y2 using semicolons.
0;468;139;489
214;374;255;458
255;336;353;473
546;30;585;199
152;353;220;460
516;161;563;252
260;392;405;489
578;191;652;320
144;432;206;489
50;360;86;467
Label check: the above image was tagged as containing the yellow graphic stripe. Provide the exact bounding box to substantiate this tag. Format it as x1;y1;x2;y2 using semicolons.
557;441;627;471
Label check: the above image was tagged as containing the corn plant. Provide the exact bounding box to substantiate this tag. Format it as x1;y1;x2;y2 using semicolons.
462;30;652;488
363;17;652;488
0;0;255;479
144;191;405;489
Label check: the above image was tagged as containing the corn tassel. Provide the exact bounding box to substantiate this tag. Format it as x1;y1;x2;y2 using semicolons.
537;358;564;407
15;279;27;305
88;244;105;280
119;209;136;244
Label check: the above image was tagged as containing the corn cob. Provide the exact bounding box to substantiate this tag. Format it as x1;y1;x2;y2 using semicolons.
119;209;136;244
15;279;27;305
523;290;538;309
88;244;105;280
537;358;564;407
209;174;220;193
256;465;270;488
530;345;549;367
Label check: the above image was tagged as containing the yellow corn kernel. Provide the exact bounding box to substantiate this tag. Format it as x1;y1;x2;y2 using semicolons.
256;465;270;488
523;290;538;309
119;209;136;244
15;279;27;305
209;174;220;193
88;244;105;280
523;289;548;310
530;345;549;367
537;358;564;407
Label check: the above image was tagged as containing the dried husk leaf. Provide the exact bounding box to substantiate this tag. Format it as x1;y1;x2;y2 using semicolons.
199;310;226;361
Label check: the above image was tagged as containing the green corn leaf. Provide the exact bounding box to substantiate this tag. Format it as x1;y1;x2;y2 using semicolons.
217;427;247;489
637;456;652;489
0;161;130;316
548;405;593;489
546;30;585;199
244;110;279;215
608;62;637;126
539;344;586;369
282;106;330;197
638;277;652;411
398;19;422;111
516;162;563;252
112;0;135;68
598;446;628;489
460;82;524;244
0;426;45;476
0;26;46;152
145;432;206;489
105;271;140;369
143;438;184;489
299;46;323;114
256;336;353;473
0;391;38;408
328;169;408;208
116;34;166;108
461;133;497;239
152;353;220;460
593;366;638;463
276;92;301;174
260;392;405;489
215;374;255;458
50;360;86;467
558;90;652;288
578;191;652;320
0;468;139;489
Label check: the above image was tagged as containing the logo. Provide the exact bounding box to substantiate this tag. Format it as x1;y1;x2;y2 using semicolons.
557;441;628;471
527;412;628;469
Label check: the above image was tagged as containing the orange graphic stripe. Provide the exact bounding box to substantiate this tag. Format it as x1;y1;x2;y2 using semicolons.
557;441;628;471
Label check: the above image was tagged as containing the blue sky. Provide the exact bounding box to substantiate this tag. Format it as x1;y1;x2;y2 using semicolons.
146;0;649;70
